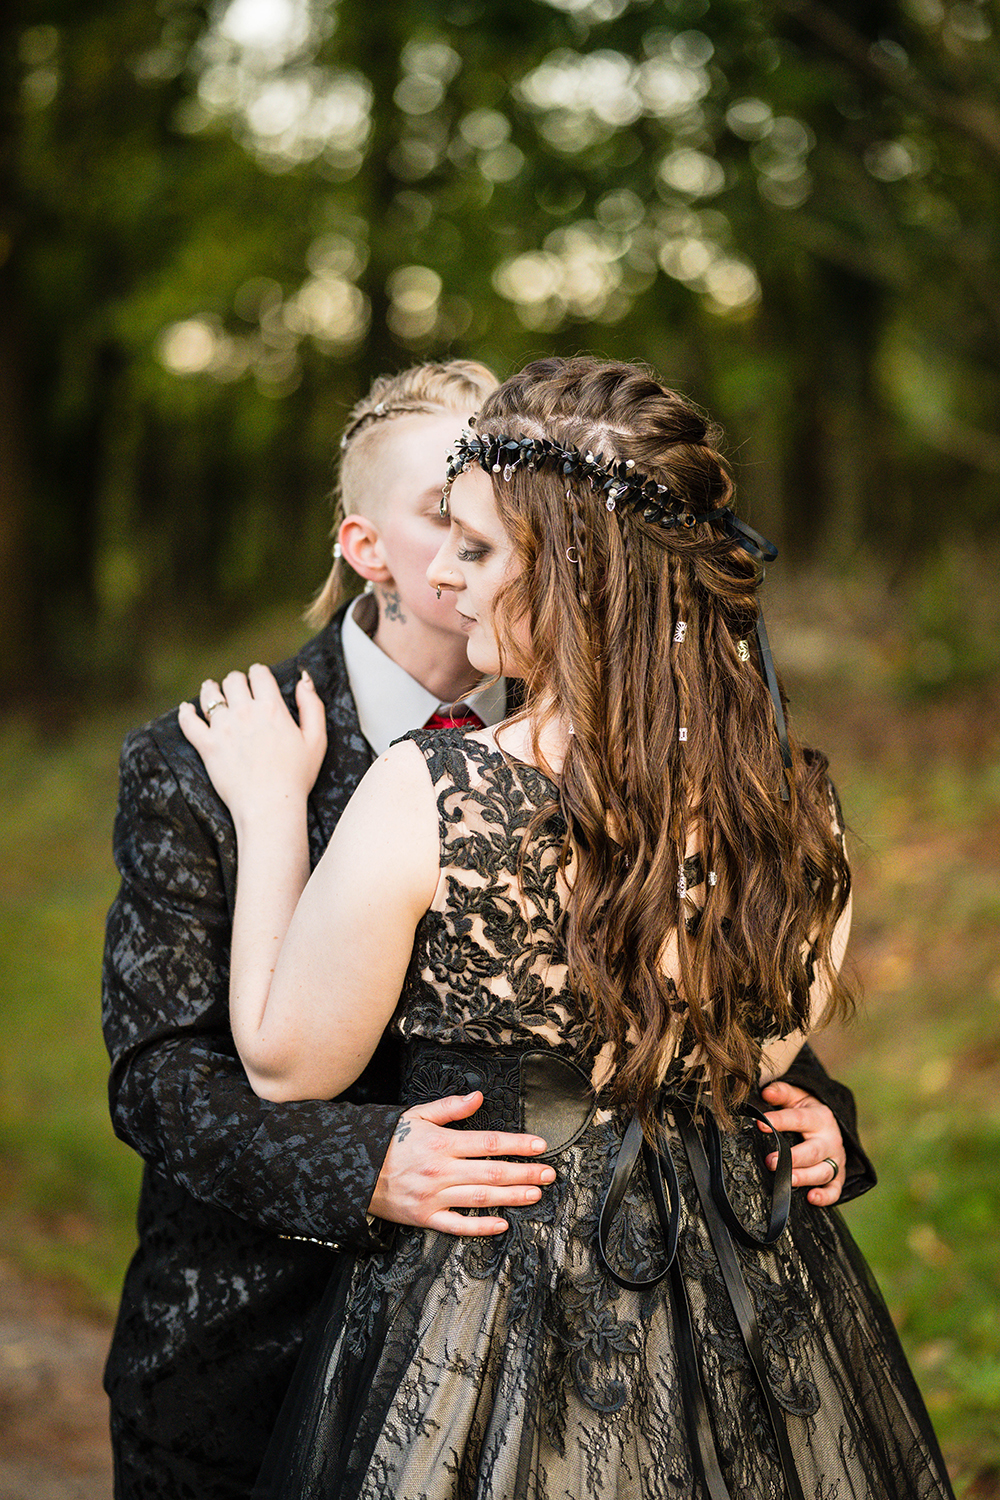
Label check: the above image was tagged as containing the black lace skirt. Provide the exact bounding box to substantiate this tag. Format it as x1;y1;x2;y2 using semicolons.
255;1042;954;1500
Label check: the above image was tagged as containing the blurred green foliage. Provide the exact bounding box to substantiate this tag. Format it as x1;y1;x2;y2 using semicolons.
2;0;999;703
0;708;142;1305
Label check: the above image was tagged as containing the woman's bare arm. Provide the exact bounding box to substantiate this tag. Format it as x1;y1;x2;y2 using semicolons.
180;666;439;1102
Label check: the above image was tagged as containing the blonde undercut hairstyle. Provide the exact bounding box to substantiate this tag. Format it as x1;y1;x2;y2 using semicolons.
306;359;498;629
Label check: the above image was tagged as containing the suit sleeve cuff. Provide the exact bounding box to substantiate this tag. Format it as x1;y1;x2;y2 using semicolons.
777;1048;878;1204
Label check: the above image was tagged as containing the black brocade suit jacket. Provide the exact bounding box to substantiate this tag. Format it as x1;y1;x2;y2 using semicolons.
103;612;402;1492
102;607;875;1496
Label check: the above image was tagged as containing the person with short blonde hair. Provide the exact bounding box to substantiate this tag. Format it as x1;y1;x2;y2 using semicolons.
308;360;500;629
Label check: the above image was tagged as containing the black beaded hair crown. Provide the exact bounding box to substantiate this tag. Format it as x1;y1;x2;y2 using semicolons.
444;424;794;798
444;429;726;532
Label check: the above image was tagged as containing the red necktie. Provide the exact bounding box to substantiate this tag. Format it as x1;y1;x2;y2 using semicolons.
423;706;484;730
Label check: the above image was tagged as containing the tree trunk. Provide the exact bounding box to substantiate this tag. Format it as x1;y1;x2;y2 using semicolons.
0;13;39;701
782;264;884;565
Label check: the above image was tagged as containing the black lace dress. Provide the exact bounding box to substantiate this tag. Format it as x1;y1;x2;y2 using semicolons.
256;731;954;1500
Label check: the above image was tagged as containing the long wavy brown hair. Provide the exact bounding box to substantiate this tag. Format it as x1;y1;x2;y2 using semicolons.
473;357;852;1132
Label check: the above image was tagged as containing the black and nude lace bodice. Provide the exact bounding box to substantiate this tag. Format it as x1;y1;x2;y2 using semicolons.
395;728;715;1094
397;731;580;1053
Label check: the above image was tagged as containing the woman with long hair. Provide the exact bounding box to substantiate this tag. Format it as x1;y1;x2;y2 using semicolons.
181;357;953;1499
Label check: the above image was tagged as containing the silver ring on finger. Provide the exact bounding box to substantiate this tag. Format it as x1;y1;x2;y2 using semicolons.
204;699;227;718
822;1157;839;1186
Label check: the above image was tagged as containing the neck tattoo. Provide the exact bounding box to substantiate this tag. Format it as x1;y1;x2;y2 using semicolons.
381;588;407;625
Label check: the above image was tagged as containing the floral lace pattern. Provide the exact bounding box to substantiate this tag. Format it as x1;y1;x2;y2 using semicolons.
398;734;713;1092
255;730;954;1500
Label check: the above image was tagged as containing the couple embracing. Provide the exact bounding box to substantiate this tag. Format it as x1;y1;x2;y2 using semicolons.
103;356;952;1498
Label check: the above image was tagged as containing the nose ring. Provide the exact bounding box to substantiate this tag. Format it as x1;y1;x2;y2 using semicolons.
436;586;442;600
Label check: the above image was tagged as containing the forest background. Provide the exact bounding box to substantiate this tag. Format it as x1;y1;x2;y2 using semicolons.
1;0;998;1492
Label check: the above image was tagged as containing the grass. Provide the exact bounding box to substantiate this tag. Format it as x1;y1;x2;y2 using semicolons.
1;595;998;1490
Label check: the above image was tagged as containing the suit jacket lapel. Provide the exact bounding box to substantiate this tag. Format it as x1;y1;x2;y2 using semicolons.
306;643;524;850
297;608;375;859
289;607;516;864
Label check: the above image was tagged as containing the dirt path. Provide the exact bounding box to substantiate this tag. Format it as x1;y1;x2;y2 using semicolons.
0;1261;112;1500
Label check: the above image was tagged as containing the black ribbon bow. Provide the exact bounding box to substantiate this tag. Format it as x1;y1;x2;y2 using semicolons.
598;1099;804;1500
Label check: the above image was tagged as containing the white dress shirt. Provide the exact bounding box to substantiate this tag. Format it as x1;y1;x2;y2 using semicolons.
341;597;507;756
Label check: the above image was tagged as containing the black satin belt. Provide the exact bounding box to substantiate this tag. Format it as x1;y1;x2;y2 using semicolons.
598;1099;803;1500
401;1040;597;1154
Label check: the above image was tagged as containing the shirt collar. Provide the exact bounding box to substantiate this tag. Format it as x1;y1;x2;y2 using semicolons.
341;597;507;756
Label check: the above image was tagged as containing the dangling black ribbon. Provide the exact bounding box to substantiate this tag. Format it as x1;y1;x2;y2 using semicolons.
597;1101;803;1500
702;510;793;802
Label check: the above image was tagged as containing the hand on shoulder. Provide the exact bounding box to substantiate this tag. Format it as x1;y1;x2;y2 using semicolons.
178;664;327;830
